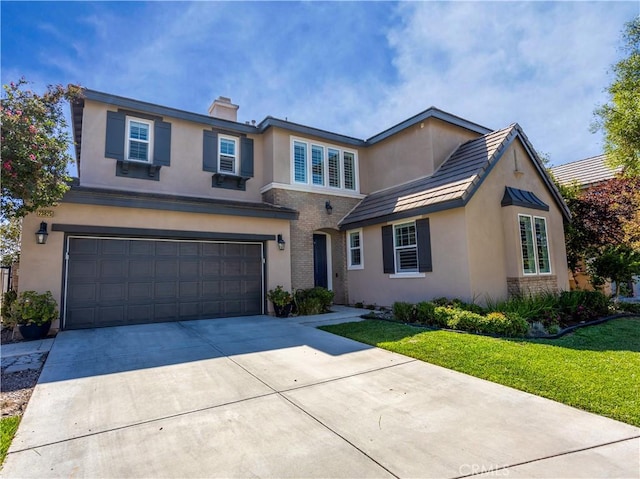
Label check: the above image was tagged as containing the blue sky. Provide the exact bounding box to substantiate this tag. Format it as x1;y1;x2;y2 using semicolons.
2;1;638;172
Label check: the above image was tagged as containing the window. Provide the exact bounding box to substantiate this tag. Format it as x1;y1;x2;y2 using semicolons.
347;229;363;269
343;152;356;190
312;145;324;186
219;136;238;174
126;118;152;162
328;148;340;188
519;215;551;275
394;222;418;273
291;138;358;192
294;141;307;183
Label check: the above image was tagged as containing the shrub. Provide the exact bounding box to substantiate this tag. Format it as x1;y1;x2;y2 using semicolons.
480;312;528;337
1;290;17;327
392;302;414;322
267;285;293;307
414;301;435;324
294;287;334;316
10;291;58;326
433;306;454;328
354;302;364;309
617;302;640;314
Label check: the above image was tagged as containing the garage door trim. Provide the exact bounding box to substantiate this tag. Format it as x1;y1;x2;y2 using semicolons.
62;235;265;329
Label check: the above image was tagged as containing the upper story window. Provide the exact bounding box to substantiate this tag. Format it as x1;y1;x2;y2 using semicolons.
347;229;364;270
519;214;551;275
291;137;358;193
126;118;153;163
219;136;238;174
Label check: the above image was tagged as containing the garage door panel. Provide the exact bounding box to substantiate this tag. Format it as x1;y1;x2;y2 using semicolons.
65;238;263;329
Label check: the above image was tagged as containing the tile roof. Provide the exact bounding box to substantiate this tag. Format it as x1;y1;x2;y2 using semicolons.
340;123;570;229
340;125;519;229
550;154;621;188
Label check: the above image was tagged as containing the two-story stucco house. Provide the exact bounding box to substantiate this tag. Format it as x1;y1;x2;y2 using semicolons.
18;89;570;330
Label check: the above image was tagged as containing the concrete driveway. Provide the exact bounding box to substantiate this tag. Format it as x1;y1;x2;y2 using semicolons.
3;311;639;478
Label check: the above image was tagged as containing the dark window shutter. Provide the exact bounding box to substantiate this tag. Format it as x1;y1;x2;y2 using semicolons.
203;130;218;172
153;120;171;166
240;137;254;178
382;225;395;274
416;218;432;272
105;111;125;161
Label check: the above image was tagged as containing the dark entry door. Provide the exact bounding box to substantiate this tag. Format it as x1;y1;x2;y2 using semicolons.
313;234;328;289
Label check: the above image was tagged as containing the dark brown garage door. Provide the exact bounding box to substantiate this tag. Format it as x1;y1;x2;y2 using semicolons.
64;237;263;329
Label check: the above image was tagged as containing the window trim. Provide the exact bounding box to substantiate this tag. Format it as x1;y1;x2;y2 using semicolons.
126;117;153;163
393;221;419;274
347;228;364;270
291;136;358;193
518;214;552;276
218;135;239;175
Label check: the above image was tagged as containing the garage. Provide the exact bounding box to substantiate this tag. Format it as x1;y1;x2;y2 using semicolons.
64;236;264;329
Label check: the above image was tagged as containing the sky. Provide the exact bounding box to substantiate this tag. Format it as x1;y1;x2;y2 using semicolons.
2;1;638;173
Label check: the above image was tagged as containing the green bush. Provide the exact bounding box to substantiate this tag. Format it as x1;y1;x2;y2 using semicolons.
1;290;17;327
414;301;435;323
481;312;529;337
392;302;414;322
433;306;453;327
10;290;58;326
294;287;334;316
617;302;640;314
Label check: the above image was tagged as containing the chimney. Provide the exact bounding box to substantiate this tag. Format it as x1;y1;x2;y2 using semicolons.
208;96;239;122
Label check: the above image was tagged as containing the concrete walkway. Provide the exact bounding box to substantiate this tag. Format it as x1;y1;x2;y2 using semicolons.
2;311;639;478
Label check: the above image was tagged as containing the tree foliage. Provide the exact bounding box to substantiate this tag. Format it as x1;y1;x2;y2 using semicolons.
592;18;640;177
1;78;81;220
0;218;21;267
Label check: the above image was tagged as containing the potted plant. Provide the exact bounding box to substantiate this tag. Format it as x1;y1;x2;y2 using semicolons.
267;285;293;318
11;290;58;341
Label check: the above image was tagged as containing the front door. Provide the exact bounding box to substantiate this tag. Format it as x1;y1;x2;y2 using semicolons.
313;234;328;289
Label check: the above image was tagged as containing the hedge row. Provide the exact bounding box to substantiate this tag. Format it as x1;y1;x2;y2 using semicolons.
392;301;529;337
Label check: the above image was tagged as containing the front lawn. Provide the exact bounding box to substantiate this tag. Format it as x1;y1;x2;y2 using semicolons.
0;416;20;464
320;317;640;426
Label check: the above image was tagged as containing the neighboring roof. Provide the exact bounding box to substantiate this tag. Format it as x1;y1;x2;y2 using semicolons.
550;154;621;188
501;187;549;211
72;88;492;163
340;124;570;229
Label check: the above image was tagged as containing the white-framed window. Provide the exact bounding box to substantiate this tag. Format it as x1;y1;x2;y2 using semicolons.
312;145;324;186
218;135;238;174
291;137;358;192
519;214;551;275
347;229;364;270
126;118;153;163
293;140;307;183
394;222;418;273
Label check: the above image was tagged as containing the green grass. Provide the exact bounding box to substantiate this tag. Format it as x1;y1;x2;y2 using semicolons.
321;317;640;426
1;416;20;465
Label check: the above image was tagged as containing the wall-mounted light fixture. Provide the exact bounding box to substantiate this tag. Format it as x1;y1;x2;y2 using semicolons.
277;234;286;251
36;222;49;245
325;201;333;215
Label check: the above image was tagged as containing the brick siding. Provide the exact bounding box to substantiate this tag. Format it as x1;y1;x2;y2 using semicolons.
262;188;361;304
507;275;558;297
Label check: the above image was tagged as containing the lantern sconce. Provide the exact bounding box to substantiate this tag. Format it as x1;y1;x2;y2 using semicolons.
325;201;333;215
277;234;286;251
36;222;49;245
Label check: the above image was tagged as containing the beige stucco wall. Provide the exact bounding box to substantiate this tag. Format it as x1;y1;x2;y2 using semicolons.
19;203;292;329
346;209;472;307
78;100;265;202
465;139;569;298
360;118;481;194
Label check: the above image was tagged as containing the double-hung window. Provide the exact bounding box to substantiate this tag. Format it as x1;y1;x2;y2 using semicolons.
218;136;238;174
294;141;307;183
312;145;324;186
347;229;363;269
394;222;418;273
127;118;152;162
328;148;340;188
519;215;551;275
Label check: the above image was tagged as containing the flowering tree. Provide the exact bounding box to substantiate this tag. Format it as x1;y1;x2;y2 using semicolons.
1;78;81;220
